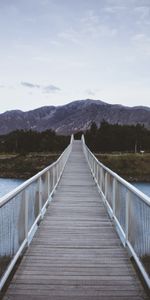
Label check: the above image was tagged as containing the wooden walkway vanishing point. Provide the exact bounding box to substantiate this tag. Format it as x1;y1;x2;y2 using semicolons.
3;141;148;299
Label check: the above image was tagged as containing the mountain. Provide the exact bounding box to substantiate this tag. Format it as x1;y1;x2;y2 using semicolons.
0;99;150;135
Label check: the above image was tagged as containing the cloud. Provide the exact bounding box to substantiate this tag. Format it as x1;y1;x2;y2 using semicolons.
43;85;61;93
81;10;118;38
50;40;63;47
134;6;150;20
59;29;81;45
131;33;150;55
21;82;41;88
0;85;4;88
104;6;127;14
132;33;146;41
21;82;61;93
86;89;95;96
32;56;53;63
58;9;118;47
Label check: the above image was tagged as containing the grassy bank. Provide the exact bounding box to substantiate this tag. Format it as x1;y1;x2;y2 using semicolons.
0;152;150;182
0;153;59;179
95;153;150;182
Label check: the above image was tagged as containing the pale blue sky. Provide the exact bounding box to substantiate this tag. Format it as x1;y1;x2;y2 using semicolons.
0;0;150;112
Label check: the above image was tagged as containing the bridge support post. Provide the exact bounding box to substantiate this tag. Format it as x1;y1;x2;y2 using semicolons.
24;190;29;246
39;177;44;219
96;163;99;184
125;190;130;243
100;167;102;190
52;167;55;190
112;178;116;216
104;172;108;202
48;171;52;202
56;164;59;183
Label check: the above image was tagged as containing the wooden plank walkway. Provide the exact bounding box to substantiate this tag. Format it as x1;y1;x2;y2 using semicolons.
3;141;148;299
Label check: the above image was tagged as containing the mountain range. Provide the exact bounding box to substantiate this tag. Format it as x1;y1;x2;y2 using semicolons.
0;99;150;135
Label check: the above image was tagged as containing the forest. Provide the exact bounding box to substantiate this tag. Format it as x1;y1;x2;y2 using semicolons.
0;123;149;180
75;121;150;153
0;129;70;153
0;122;150;154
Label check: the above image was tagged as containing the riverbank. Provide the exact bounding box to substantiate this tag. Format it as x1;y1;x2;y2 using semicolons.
0;153;59;179
95;153;150;182
0;152;150;182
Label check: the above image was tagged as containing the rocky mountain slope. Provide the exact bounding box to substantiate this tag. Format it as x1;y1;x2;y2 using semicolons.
0;99;150;135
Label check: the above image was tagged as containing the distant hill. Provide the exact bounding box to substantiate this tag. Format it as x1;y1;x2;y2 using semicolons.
0;99;150;135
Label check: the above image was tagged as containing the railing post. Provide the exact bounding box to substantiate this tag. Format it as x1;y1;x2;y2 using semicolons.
24;190;29;245
61;158;63;174
125;190;130;243
39;177;43;219
112;178;116;216
96;163;99;184
56;164;58;184
94;161;96;179
89;155;91;169
52;166;55;190
47;171;50;201
93;160;95;178
57;163;59;183
92;158;94;176
100;167;102;190
105;172;108;201
58;161;60;181
59;160;61;178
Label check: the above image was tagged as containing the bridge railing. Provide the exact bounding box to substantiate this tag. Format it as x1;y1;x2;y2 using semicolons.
0;135;74;290
82;135;150;289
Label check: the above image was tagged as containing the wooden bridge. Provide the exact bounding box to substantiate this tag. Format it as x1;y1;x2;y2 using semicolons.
0;138;150;299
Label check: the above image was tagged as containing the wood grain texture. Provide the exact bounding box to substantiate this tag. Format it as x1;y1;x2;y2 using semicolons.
3;141;148;299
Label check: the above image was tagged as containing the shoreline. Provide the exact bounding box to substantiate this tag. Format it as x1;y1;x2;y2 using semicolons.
0;153;59;180
0;152;149;183
95;153;150;183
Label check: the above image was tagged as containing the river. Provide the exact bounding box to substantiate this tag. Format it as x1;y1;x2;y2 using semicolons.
132;182;150;197
0;178;25;198
0;178;149;198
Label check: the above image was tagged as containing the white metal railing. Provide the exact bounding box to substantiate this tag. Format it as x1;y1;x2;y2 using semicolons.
81;135;150;289
0;135;74;290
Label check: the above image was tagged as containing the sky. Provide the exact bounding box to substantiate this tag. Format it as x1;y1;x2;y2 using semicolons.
0;0;150;112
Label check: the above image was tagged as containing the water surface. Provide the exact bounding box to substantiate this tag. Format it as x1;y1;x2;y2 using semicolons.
0;178;149;198
0;178;25;198
132;182;150;197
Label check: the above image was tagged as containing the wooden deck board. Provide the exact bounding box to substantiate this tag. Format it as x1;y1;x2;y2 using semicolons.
3;141;148;299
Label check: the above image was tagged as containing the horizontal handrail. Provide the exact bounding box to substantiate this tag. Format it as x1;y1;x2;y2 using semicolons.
82;136;150;206
0;144;71;208
0;134;74;290
81;134;150;289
